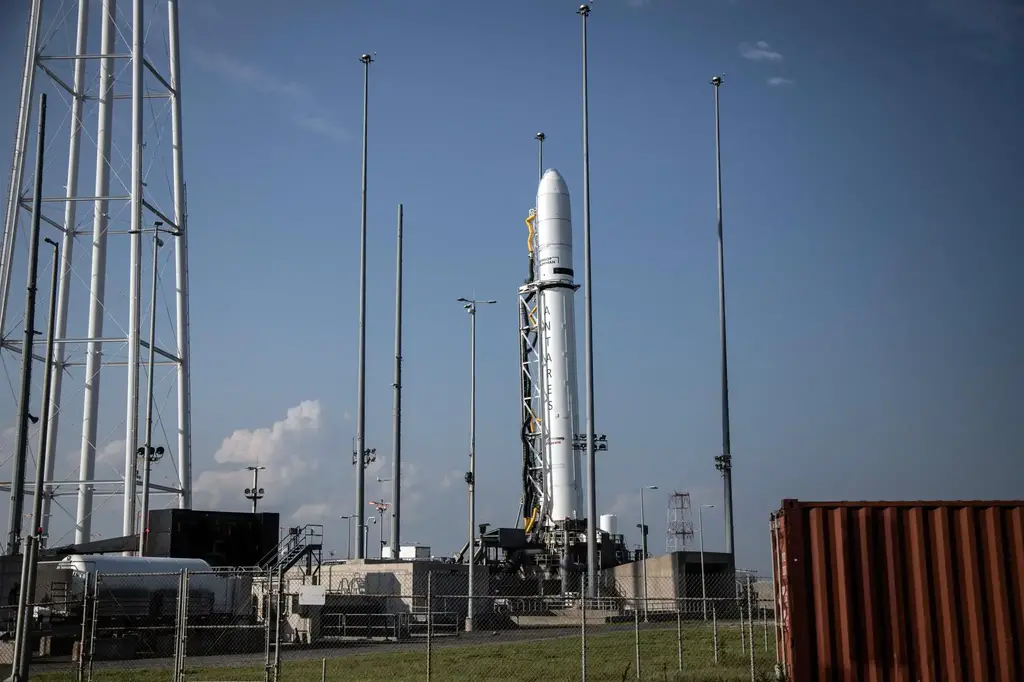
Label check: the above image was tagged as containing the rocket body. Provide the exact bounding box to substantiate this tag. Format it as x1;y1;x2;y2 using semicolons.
535;169;583;523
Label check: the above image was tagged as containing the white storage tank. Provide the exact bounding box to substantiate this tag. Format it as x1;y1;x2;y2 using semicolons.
599;514;618;536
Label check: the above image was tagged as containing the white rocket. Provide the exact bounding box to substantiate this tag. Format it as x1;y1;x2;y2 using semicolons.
535;169;584;523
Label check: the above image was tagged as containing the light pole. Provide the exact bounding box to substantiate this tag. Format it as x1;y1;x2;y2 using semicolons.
576;1;599;600
639;485;657;622
354;52;374;559
340;515;353;560
709;74;735;557
699;503;715;620
376;476;392;554
457;296;496;632
244;465;266;513
137;223;166;554
390;204;403;560
365;518;376;558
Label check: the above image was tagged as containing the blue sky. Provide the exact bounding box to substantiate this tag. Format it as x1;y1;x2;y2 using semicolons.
0;0;1021;574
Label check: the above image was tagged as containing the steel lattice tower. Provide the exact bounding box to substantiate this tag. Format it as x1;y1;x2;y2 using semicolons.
0;0;193;550
666;491;694;553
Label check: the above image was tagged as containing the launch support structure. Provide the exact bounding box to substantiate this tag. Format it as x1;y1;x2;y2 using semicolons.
508;169;625;589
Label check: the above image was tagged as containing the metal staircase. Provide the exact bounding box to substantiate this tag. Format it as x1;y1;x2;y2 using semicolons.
259;524;323;579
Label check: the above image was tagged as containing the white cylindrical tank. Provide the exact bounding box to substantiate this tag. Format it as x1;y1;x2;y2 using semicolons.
56;554;225;610
535;168;583;522
599;514;618;536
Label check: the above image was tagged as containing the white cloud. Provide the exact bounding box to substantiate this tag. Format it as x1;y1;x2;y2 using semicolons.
190;48;349;142
740;40;783;61
194;400;323;507
768;77;795;87
292;503;330;523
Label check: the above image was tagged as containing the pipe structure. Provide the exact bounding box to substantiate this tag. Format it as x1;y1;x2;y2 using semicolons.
76;0;116;544
6;92;47;557
122;0;146;542
0;0;43;334
390;204;403;558
12;237;59;681
168;0;193;510
41;0;90;543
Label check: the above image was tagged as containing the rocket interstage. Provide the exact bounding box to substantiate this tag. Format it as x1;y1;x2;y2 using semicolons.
535;169;584;523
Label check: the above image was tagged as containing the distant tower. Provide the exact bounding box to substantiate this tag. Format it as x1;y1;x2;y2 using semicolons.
666;491;694;553
0;0;193;549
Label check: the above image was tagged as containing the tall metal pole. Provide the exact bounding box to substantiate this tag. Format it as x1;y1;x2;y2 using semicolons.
0;0;43;334
640;487;649;622
710;75;734;556
138;230;163;554
168;0;194;511
10;237;57;681
577;2;599;598
6;92;47;557
122;0;146;542
458;297;495;631
354;53;373;559
467;303;477;632
245;465;265;513
40;0;90;543
390;204;403;558
535;132;545;181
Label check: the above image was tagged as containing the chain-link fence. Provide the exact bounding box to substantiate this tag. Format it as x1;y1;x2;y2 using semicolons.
16;564;779;681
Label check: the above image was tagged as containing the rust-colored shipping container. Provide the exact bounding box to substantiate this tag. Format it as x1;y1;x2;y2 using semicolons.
771;499;1024;682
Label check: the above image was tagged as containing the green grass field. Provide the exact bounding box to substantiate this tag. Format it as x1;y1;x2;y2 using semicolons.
32;623;779;681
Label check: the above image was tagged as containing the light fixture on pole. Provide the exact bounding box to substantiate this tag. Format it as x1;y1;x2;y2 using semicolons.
244;465;266;513
639;484;657;622
457;296;496;632
339;515;354;560
370;499;391;558
699;503;715;620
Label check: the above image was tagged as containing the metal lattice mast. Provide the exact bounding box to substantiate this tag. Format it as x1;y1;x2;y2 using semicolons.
666;491;694;553
0;0;193;550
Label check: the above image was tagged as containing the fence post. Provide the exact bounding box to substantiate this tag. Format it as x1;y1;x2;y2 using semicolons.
264;567;272;682
87;572;99;682
712;604;719;665
633;598;641;680
747;574;755;681
273;564;283;682
580;573;587;682
321;657;326;681
763;605;768;652
426;570;432;681
76;570;91;682
676;599;683;672
740;584;746;654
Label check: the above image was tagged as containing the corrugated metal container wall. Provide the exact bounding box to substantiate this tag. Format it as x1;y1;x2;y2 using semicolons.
771;499;1024;682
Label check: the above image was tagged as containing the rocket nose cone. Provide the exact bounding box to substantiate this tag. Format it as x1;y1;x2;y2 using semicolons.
539;168;569;196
